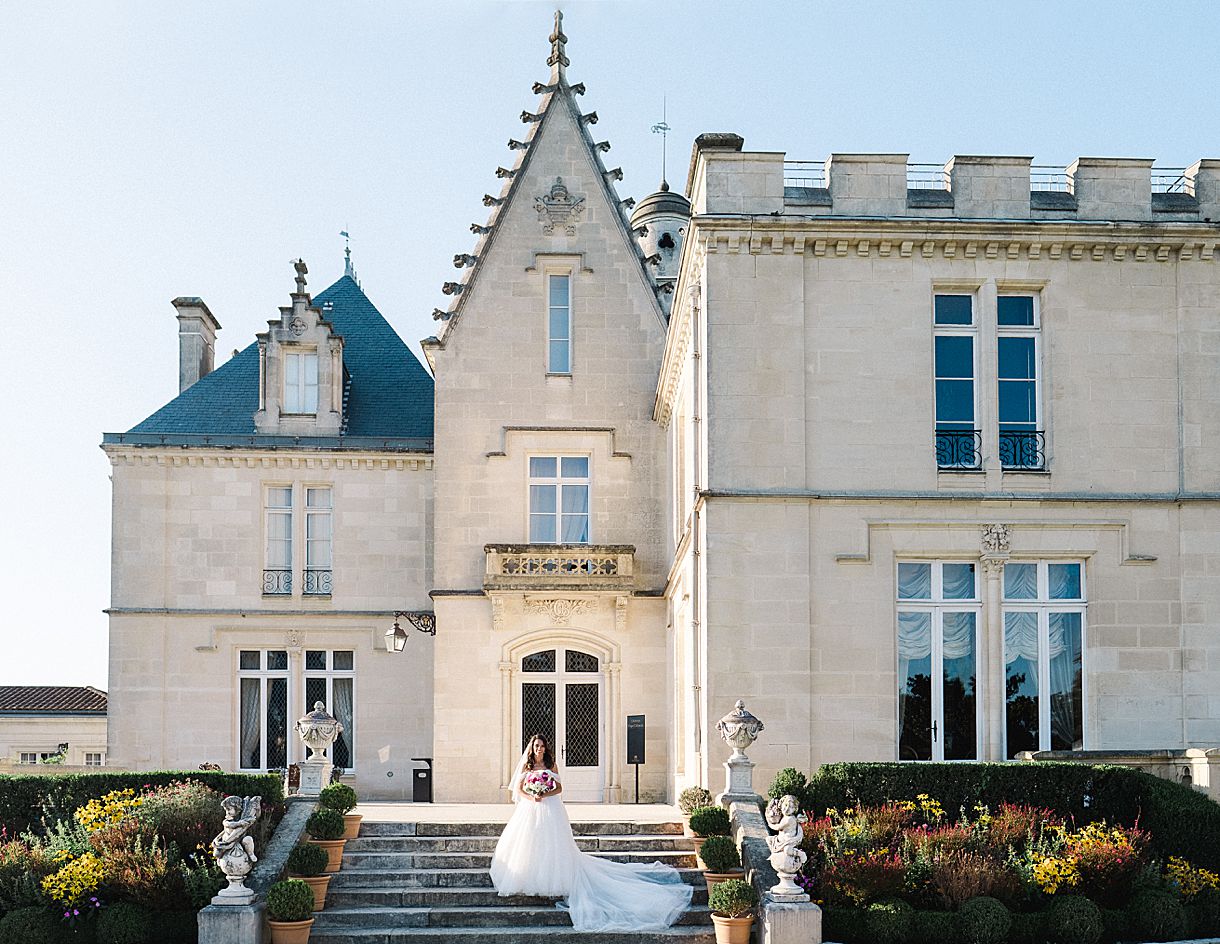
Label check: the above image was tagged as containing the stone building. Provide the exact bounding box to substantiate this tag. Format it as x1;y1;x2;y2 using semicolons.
103;16;1220;801
0;686;108;768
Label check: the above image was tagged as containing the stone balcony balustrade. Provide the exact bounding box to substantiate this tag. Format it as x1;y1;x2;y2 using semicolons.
483;543;635;591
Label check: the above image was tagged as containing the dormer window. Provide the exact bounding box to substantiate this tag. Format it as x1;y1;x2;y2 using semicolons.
284;351;319;414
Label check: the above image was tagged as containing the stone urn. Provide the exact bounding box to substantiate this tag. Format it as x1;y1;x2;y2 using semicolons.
715;700;764;760
296;701;342;760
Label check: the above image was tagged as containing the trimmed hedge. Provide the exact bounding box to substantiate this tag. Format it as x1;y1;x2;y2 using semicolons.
0;771;284;836
801;762;1220;872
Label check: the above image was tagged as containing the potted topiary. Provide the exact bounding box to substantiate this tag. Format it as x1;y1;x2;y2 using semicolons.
679;786;714;837
266;879;316;944
698;834;744;895
688;804;731;867
306;807;348;873
287;841;333;912
708;877;758;944
320;782;361;840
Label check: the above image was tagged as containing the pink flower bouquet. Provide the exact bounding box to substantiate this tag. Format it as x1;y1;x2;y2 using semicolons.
522;769;557;799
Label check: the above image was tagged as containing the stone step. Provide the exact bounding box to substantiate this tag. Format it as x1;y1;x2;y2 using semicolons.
342;849;697;870
308;928;716;944
331;866;707;890
313;905;713;930
358;820;683;838
345;834;692;854
326;884;709;910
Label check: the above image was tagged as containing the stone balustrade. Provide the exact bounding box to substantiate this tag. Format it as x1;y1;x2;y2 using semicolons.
483;543;635;591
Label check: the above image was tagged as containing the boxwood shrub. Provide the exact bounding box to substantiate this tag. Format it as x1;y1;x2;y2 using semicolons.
801;761;1220;871
688;805;730;838
0;771;284;836
97;902;153;944
698;835;741;873
306;808;346;841
287;842;330;877
318;782;357;815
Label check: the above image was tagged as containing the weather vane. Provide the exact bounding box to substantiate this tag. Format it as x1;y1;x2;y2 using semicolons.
651;97;671;187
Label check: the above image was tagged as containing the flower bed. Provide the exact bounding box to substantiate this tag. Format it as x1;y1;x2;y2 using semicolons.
769;766;1220;944
0;775;285;943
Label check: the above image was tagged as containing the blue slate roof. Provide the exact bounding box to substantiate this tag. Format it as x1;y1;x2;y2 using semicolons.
116;275;433;448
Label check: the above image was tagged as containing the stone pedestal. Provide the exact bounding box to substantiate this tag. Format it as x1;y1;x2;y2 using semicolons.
298;758;333;798
762;897;822;944
210;882;254;906
716;754;760;807
198;901;265;944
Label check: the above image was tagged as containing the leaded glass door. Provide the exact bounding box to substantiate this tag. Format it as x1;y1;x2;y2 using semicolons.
520;647;604;802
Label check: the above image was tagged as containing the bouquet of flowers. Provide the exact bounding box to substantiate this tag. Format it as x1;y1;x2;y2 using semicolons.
522;769;557;799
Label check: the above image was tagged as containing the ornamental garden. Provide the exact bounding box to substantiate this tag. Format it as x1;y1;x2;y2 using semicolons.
767;762;1220;944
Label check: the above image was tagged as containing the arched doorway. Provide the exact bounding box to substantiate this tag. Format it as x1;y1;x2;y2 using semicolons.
518;646;605;802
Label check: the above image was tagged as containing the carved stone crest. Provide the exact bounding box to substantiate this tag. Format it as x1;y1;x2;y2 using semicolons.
524;597;590;625
535;177;585;235
980;523;1011;554
289;317;307;336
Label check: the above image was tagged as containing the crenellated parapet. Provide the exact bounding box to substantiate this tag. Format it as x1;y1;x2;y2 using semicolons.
688;137;1220;224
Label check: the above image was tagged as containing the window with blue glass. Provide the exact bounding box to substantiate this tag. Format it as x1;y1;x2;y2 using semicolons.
933;294;979;469
997;295;1044;470
1003;561;1085;757
528;456;590;543
896;561;981;761
548;274;571;374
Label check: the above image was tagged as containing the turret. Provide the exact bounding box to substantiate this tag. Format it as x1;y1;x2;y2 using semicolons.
630;180;691;315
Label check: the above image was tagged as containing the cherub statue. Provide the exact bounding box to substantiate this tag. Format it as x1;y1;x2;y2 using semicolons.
765;794;808;898
211;795;262;902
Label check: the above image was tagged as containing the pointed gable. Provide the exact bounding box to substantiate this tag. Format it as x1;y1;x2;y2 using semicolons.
428;11;664;351
116;274;433;445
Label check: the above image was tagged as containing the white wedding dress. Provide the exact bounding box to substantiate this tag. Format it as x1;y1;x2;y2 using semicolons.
489;764;693;932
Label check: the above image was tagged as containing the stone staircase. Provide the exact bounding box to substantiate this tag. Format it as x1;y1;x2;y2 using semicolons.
310;818;714;943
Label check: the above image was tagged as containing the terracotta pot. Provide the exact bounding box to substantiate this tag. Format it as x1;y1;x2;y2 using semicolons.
682;814;694;837
711;914;754;944
691;835;707;869
704;869;746;896
268;917;314;944
308;837;346;873
342;813;363;841
290;872;332;911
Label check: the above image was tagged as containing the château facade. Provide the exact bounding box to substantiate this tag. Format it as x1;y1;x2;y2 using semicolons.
103;16;1220;801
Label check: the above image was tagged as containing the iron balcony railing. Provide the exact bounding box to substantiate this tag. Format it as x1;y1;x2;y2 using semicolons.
262;569;292;595
783;160;826;188
1030;165;1072;192
907;163;949;190
935;429;983;471
1000;430;1046;471
1151;167;1190;194
304;568;333;595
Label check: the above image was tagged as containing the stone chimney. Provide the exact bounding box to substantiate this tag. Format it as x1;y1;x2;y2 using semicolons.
172;297;221;393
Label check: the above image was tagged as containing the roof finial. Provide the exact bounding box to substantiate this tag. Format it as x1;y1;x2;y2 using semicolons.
293;258;308;294
651;97;671;191
547;10;568;82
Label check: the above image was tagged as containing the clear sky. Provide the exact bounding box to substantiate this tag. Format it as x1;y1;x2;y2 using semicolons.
1;1;1217;690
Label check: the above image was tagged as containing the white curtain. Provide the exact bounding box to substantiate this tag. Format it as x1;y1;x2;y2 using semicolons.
898;563;931;599
240;679;261;768
1049;613;1082;749
561;485;589;543
1049;564;1081;600
942;564;976;600
897;612;931;737
1004;563;1038;600
333;678;354;769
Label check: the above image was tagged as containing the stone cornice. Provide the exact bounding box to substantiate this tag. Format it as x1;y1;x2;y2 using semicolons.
690;217;1219;263
653;239;706;428
102;444;433;471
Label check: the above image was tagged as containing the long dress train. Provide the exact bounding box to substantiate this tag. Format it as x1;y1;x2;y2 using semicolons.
488;768;693;932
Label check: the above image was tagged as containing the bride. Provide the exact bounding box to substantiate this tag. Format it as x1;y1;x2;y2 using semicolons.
489;733;694;931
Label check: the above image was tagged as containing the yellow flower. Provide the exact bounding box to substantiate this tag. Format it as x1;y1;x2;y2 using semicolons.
1031;853;1080;895
1166;856;1220;900
41;852;106;906
74;788;142;832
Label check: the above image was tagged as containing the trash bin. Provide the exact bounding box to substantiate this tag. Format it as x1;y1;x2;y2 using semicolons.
411;757;433;803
